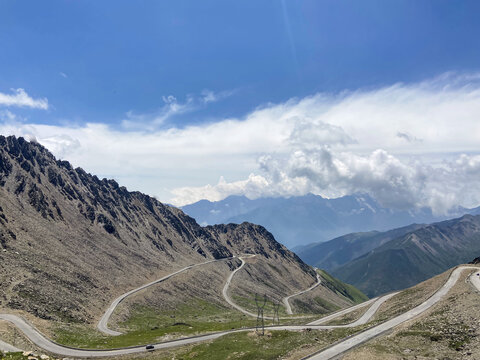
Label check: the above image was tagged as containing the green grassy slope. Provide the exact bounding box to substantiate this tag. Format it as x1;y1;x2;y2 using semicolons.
332;215;480;297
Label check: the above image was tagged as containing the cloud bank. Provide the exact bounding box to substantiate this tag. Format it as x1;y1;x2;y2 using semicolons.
2;73;480;213
0;88;49;110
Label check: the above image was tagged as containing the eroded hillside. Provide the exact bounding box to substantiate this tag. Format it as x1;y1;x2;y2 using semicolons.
0;136;320;324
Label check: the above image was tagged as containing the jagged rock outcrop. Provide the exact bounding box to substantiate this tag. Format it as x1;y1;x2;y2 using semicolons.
470;257;480;264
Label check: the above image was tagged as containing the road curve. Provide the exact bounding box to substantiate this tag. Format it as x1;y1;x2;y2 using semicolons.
3;262;477;358
283;272;322;315
222;256;324;318
307;292;398;326
0;338;21;353
304;266;480;360
221;255;258;318
307;298;378;326
98;257;235;335
1;266;476;357
470;270;480;291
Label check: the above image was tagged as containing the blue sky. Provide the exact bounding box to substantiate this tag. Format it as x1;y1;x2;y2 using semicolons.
2;0;480;126
1;1;480;211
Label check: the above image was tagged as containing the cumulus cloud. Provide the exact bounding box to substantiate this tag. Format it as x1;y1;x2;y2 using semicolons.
0;88;49;110
172;149;480;214
2;72;480;213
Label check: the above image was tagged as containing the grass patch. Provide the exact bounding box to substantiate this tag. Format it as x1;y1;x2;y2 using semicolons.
0;353;30;360
318;270;368;304
53;295;327;349
373;287;422;323
324;306;368;325
398;306;475;352
313;297;341;313
149;328;362;360
231;295;289;317
54;298;261;349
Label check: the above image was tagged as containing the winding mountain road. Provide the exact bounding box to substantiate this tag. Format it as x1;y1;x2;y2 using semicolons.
221;255;257;318
307;292;398;326
222;255;323;320
98;257;235;336
283;271;322;315
304;266;480;360
101;252;323;335
307;297;377;326
1;260;478;358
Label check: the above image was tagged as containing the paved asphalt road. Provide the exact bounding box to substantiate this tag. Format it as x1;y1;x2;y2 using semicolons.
283;271;322;315
304;266;480;360
1;262;478;358
307;298;377;326
98;257;234;335
222;255;323;320
0;338;21;353
221;255;258;318
470;269;480;292
100;252;321;335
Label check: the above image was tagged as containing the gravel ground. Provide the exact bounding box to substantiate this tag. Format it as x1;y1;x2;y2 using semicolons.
342;266;480;360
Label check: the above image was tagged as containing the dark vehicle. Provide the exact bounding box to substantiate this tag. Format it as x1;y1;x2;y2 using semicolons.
146;345;155;351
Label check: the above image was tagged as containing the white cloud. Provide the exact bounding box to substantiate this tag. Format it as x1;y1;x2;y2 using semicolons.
122;89;235;130
2;72;480;213
172;149;480;214
122;95;195;129
0;88;49;110
201;89;235;104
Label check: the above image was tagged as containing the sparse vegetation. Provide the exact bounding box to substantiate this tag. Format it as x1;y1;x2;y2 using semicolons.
54;298;258;349
99;327;364;360
0;352;61;360
318;270;368;304
373;268;452;323
312;297;340;312
324;305;369;325
342;267;480;360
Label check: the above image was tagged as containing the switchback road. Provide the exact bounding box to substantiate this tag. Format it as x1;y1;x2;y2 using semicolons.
1;262;477;358
98;257;235;335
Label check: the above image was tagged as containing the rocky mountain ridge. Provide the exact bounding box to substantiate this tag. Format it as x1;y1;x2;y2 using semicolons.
331;214;480;297
297;223;426;271
0;136;315;323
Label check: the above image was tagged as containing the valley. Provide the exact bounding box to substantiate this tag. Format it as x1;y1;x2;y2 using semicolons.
1;257;479;359
1;136;480;360
3;3;480;359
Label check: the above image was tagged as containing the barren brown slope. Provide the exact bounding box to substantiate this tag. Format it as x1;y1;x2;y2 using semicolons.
0;135;319;324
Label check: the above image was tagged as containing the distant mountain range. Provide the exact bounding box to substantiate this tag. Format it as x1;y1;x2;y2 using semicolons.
319;214;480;297
182;194;479;248
296;223;426;271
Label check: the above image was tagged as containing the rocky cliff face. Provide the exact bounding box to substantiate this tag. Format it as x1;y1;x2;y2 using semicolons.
0;136;314;322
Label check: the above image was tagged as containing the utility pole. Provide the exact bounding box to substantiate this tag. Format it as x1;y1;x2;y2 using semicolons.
255;293;267;335
272;299;280;325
